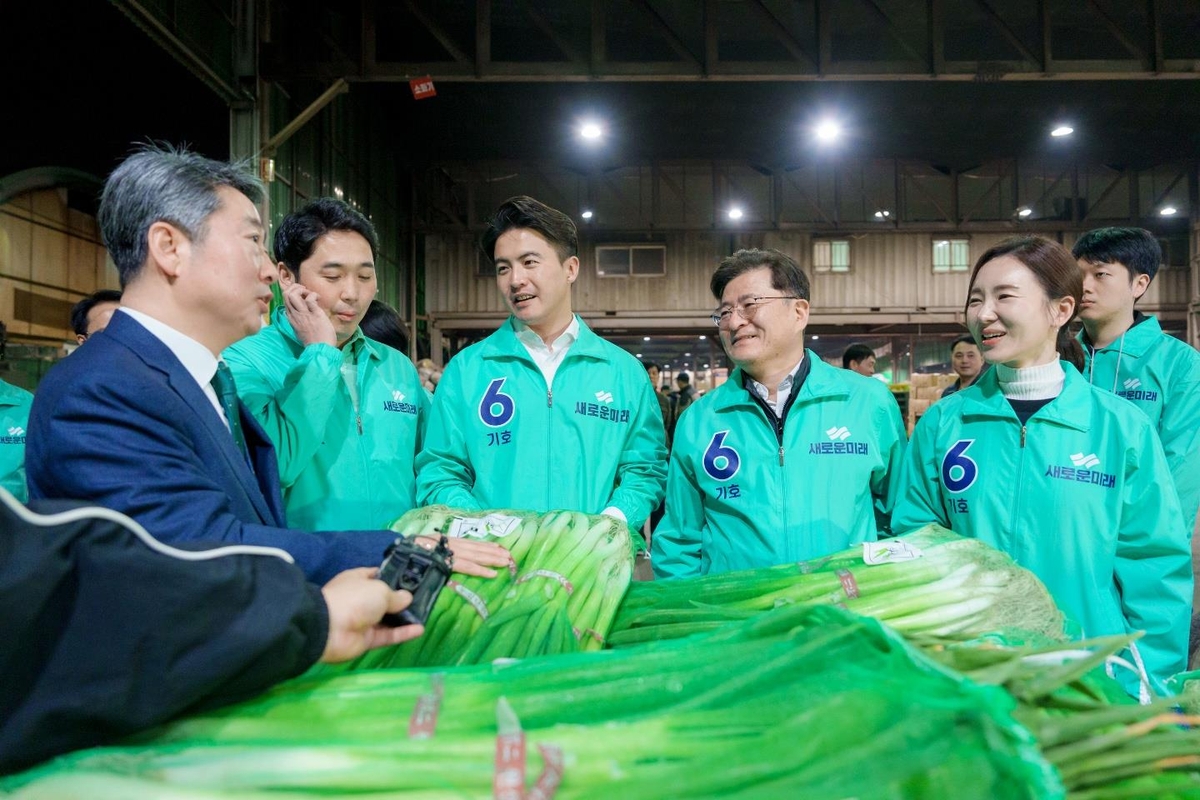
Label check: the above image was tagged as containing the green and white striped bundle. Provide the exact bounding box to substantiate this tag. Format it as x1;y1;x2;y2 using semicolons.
611;525;1068;647
328;505;633;671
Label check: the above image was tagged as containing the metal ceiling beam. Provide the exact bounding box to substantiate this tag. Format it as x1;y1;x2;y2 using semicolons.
744;0;818;71
262;0;1200;83
625;0;702;67
403;0;472;64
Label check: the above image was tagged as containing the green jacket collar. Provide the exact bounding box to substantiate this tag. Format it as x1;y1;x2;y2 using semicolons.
1078;313;1162;359
710;350;850;413
479;315;610;364
959;361;1090;432
0;380;31;407
270;307;377;361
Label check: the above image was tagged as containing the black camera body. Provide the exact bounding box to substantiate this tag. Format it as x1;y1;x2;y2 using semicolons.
377;535;454;626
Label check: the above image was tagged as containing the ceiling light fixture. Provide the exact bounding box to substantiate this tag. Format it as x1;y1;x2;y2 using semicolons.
1160;206;1178;216
1050;125;1074;138
727;207;744;221
581;210;594;220
579;121;603;140
814;120;842;142
1017;207;1033;218
873;210;891;219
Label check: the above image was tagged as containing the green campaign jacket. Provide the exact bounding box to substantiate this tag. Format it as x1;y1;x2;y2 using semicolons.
1080;315;1200;529
653;353;907;579
0;379;33;503
224;309;427;531
415;316;667;530
893;363;1191;693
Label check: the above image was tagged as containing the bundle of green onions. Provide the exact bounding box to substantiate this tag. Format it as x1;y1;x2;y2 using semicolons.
0;605;1065;799
922;635;1200;798
610;525;1068;647
324;505;633;671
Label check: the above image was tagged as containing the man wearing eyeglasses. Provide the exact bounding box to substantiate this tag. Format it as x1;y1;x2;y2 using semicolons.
653;248;907;578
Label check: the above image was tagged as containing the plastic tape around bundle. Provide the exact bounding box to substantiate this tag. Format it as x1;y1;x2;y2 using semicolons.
407;673;445;740
526;744;564;800
450;580;491;620
836;569;860;599
516;569;574;595
493;698;527;800
449;514;524;539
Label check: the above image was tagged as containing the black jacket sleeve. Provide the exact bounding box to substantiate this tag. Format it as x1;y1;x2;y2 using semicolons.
0;492;329;775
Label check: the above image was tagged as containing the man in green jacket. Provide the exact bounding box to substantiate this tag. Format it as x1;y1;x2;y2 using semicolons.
1073;227;1200;661
653;249;906;578
416;196;667;532
224;198;428;532
0;378;32;503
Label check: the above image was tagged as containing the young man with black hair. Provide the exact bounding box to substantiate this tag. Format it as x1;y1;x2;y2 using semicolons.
417;196;667;533
69;288;122;344
842;343;876;377
223;199;428;532
1073;227;1200;659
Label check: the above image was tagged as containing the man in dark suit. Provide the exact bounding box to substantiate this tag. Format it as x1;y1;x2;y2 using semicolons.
26;145;507;584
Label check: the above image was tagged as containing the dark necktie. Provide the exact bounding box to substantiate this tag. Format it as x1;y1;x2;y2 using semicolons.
211;361;249;459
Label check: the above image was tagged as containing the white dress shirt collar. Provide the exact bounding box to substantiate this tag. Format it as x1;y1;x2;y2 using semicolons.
747;353;807;416
119;307;226;422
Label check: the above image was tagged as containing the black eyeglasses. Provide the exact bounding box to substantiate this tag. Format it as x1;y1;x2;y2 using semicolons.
710;296;799;328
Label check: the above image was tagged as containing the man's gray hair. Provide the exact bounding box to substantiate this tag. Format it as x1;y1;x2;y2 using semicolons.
98;144;264;287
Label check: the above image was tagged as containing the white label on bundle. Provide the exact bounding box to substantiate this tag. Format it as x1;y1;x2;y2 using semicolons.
447;514;522;539
862;540;924;565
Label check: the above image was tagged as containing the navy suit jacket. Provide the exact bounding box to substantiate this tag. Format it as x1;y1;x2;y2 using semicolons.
26;312;395;583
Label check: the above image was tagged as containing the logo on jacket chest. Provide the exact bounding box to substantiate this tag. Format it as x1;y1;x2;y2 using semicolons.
383;390;419;415
573;389;631;424
1116;378;1159;404
1;425;25;444
807;425;870;456
1044;452;1116;489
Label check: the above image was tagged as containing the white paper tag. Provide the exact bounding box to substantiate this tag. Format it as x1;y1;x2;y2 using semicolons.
447;514;523;540
863;540;924;565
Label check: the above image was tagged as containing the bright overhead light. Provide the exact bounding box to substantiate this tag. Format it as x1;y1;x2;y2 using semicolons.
814;119;842;142
684;352;692;357
727;207;744;220
1017;207;1033;218
579;121;603;140
643;336;651;341
1050;125;1074;138
811;335;820;340
635;353;642;358
873;210;891;219
581;210;594;220
703;363;710;368
698;335;706;340
1160;206;1178;216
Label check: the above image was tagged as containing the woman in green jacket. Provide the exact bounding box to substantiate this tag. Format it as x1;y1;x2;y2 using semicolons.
892;236;1191;697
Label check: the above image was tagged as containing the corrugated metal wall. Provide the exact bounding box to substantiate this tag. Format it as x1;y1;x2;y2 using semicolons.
427;229;1192;317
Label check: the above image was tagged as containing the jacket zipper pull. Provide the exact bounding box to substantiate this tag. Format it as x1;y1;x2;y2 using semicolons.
547;389;553;408
1020;425;1026;448
778;445;785;466
356;414;363;436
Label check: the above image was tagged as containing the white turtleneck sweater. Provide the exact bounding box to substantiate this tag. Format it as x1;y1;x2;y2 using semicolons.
993;360;1065;400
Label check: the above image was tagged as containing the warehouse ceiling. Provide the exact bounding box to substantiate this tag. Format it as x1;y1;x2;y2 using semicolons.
5;0;1200;187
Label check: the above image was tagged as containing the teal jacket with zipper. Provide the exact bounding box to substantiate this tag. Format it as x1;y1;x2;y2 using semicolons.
0;379;33;503
223;308;428;532
415;316;667;530
653;353;907;578
892;363;1191;693
1080;314;1200;530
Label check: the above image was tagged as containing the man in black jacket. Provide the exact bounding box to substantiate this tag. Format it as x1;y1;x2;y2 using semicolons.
0;488;422;775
